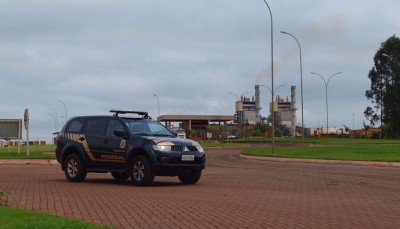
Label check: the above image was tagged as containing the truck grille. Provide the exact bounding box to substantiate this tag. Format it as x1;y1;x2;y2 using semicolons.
171;145;198;152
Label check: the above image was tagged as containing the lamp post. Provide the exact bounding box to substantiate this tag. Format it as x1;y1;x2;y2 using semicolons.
260;84;284;140
227;91;249;101
260;0;275;154
227;92;239;101
228;92;240;136
240;91;249;100
280;31;304;143
260;84;284;94
311;72;341;137
154;94;160;117
57;99;68;124
49;108;59;131
48;113;57;133
228;91;248;125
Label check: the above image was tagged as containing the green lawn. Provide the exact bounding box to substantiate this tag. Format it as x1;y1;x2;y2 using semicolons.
0;145;56;159
0;206;112;229
199;140;246;148
2;138;400;162
242;138;400;162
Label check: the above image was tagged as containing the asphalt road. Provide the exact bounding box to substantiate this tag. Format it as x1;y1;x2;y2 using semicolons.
1;147;400;228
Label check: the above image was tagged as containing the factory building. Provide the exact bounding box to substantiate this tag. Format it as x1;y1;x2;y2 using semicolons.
233;85;297;136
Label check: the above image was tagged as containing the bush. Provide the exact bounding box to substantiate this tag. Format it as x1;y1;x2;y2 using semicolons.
0;189;7;206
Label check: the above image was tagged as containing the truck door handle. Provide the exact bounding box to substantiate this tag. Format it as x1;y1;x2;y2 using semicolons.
103;140;109;144
79;137;85;141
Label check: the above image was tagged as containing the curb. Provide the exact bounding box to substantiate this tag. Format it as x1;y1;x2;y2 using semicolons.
204;144;251;150
1;156;399;168
239;154;400;167
0;159;59;165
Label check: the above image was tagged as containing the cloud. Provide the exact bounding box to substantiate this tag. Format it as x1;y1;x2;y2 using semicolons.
0;0;399;139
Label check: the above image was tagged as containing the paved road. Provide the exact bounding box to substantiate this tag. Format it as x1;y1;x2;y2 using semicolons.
1;148;400;228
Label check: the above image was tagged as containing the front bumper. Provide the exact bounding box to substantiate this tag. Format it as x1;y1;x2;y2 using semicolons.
152;151;206;174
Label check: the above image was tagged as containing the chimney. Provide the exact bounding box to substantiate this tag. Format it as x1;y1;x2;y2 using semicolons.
291;86;297;136
255;85;261;123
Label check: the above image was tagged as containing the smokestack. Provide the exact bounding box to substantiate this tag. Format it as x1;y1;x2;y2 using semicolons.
255;85;261;123
291;86;297;136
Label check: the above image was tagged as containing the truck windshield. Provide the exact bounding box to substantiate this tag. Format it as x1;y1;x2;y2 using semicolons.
122;119;173;137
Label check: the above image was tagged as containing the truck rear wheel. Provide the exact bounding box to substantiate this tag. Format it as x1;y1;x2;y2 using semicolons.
64;154;87;182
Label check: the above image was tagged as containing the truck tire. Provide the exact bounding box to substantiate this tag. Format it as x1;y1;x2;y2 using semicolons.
130;155;155;186
64;154;87;182
178;170;202;184
111;172;130;181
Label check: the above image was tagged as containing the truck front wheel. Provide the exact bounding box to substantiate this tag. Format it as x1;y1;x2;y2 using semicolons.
130;155;155;186
178;170;202;184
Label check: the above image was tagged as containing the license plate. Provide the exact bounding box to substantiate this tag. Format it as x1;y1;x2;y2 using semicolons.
181;155;195;161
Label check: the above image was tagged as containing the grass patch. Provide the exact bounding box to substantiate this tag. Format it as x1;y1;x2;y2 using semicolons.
0;142;247;158
0;189;7;206
242;138;400;162
0;145;55;159
0;206;112;229
199;140;246;148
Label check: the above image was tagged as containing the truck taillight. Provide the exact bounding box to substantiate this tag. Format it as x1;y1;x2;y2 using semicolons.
54;134;61;144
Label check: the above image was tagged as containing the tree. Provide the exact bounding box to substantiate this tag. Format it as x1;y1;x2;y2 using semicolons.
365;35;400;139
206;125;215;140
362;122;371;139
250;123;269;137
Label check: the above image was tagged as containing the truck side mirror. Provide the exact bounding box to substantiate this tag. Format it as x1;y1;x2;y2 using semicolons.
114;130;128;139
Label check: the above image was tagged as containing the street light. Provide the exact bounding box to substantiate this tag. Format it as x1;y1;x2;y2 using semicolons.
227;92;239;101
311;72;342;137
260;0;275;154
227;91;249;101
260;84;284;139
49;108;59;131
57;99;68;124
280;31;305;143
228;91;249;137
228;91;249;119
48;113;57;133
240;91;249;100
154;94;160;117
260;84;284;94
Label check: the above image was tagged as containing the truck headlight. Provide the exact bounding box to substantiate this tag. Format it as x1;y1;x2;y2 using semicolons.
195;145;204;153
153;145;172;152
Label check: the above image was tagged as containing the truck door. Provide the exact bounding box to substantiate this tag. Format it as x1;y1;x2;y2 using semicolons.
82;118;109;162
102;118;126;163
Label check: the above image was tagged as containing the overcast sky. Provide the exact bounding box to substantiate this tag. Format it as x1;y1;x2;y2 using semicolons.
1;0;399;140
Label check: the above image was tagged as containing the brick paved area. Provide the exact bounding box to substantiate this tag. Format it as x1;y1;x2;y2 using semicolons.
1;148;400;228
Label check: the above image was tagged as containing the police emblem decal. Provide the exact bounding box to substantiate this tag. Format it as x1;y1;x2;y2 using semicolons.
120;139;126;149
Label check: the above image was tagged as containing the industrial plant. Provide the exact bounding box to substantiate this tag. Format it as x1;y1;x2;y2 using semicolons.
233;85;298;136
